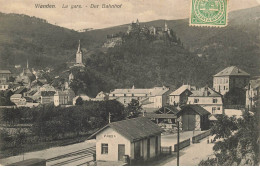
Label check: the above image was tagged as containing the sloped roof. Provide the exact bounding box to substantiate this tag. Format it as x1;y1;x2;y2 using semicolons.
110;87;169;96
41;91;56;97
190;87;221;97
145;113;177;119
14;87;27;94
178;105;211;116
0;70;11;74
169;85;192;96
88;117;163;142
214;66;250;77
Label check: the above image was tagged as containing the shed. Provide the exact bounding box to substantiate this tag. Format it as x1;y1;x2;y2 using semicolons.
88;117;163;163
177;105;210;131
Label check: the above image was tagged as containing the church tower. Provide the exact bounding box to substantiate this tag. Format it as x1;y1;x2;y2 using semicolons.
164;21;168;31
76;40;83;64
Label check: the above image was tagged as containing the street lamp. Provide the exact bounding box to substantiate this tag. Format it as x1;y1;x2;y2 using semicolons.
176;118;181;166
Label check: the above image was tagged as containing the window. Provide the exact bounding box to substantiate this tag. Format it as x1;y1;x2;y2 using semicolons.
132;94;134;97
194;99;199;103
113;94;115;97
101;144;108;154
217;107;220;110
124;94;126;97
212;107;216;114
213;98;218;103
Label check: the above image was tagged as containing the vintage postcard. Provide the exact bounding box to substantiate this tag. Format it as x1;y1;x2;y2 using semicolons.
0;0;259;166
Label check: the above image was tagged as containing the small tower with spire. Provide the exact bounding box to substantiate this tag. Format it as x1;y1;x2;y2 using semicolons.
164;21;168;31
76;40;83;64
26;58;29;69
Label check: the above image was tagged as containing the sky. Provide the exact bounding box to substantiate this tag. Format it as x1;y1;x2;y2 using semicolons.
0;0;259;30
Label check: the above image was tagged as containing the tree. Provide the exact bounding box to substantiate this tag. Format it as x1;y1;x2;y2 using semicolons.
125;99;142;118
75;97;83;105
211;115;238;139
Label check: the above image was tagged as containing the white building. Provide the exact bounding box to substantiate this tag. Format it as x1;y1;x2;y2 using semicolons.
187;87;223;114
39;84;56;92
88;117;163;163
0;83;9;91
10;94;26;106
54;89;75;106
109;86;169;108
213;66;250;95
92;91;109;101
245;80;260;109
169;85;193;106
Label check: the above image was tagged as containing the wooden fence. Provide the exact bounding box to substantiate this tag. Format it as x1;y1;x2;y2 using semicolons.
192;130;211;143
160;146;172;155
174;138;190;152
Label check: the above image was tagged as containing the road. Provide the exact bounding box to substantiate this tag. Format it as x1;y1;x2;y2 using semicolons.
161;130;203;147
156;135;215;166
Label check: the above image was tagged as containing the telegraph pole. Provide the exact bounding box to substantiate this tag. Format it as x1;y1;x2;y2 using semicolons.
108;112;111;123
177;121;180;166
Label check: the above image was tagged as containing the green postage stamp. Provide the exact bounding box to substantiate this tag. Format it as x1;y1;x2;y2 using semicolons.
190;0;228;27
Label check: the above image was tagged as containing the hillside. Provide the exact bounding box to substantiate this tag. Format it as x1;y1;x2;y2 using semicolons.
85;6;260;77
0;13;98;69
0;6;259;96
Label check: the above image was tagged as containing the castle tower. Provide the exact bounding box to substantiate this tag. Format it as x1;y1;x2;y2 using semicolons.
76;40;83;64
136;19;140;26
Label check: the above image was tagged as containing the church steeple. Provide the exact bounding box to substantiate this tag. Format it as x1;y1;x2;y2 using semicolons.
77;40;82;53
76;40;83;64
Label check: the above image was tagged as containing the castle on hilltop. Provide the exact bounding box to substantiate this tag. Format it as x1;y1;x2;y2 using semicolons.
127;19;172;38
103;19;177;48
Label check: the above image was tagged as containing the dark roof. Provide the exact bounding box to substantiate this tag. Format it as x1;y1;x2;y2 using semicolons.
214;66;250;77
14;87;27;94
41;91;56;97
88;117;163;142
178;105;211;116
145;113;177;119
190;87;222;97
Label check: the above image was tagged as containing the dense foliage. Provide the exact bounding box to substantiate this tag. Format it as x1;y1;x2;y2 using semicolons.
0;100;126;154
199;111;259;166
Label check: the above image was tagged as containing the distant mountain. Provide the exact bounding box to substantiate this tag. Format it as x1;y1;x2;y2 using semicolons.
0;13;98;69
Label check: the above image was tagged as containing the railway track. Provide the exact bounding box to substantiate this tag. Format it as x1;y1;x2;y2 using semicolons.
46;146;96;166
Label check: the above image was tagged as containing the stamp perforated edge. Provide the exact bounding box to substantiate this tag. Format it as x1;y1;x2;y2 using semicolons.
189;0;229;28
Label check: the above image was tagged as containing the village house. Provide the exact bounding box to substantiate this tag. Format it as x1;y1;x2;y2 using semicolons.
187;87;223;114
109;86;169;108
169;85;193;106
39;84;56;92
213;66;250;95
40;91;56;104
145;106;179;129
177;105;210;131
0;83;9;91
92;91;109;101
54;89;75;106
245;79;260;109
88;117;163;164
10;94;26;106
0;70;12;83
